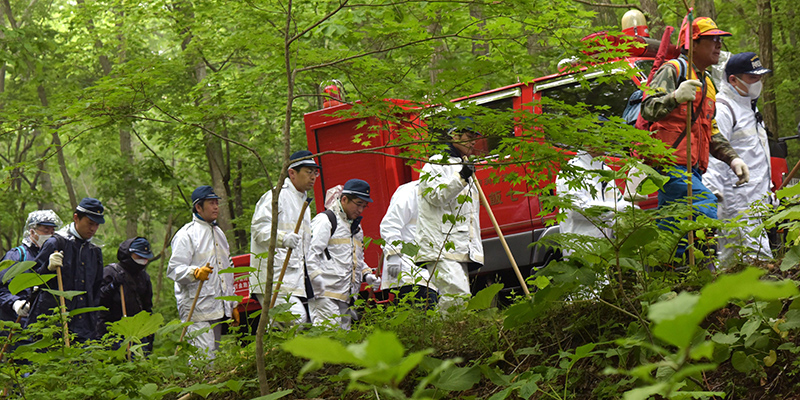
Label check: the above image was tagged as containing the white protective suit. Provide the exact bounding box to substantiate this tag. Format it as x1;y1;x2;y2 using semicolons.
167;214;235;358
555;151;633;256
250;177;311;323
379;181;435;291
415;150;483;310
306;199;370;329
702;82;772;265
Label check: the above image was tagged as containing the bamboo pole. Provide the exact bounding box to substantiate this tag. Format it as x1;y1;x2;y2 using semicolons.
55;263;70;348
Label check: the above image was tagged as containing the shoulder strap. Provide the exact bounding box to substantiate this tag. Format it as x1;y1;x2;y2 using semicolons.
716;98;737;130
322;210;337;260
669;58;708;150
15;246;26;262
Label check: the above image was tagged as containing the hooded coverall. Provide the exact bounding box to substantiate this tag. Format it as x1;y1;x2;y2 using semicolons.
250;177;311;324
379;181;438;304
168;214;235;359
702;81;773;265
415;148;483;311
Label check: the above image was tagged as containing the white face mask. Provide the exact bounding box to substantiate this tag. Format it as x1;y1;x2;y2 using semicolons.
735;76;763;99
133;258;149;266
31;231;52;248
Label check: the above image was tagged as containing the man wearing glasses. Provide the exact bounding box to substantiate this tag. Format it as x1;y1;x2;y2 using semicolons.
641;17;747;262
250;150;320;325
306;179;379;329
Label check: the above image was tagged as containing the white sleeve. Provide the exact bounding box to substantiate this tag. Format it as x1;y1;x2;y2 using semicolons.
251;191;275;245
306;214;333;279
418;162;467;208
167;229;198;285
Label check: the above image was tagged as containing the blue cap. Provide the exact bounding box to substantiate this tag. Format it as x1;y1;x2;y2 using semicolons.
342;179;373;203
129;237;154;259
191;185;221;207
288;150;322;170
76;198;105;224
726;52;771;77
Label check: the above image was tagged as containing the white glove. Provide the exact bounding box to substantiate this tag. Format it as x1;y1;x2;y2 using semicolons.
47;251;63;272
365;273;381;291
730;158;750;186
12;300;29;317
673;79;702;103
282;232;301;249
385;255;402;279
310;274;326;296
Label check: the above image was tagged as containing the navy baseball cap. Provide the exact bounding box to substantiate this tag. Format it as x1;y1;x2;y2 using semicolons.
726;52;772;77
288;150;322;170
129;237;154;259
191;185;221;206
76;198;105;224
342;179;373;203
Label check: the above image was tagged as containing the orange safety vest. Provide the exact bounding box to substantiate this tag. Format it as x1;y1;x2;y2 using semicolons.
650;59;717;172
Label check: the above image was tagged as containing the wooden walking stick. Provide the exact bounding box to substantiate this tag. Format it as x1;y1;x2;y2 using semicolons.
465;157;530;295
175;263;210;355
55;260;70;348
269;197;312;309
682;7;696;268
120;285;131;360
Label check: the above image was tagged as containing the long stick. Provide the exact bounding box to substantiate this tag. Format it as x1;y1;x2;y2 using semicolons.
175;263;209;354
120;285;131;361
778;158;800;190
269;198;311;309
684;9;696;268
56;265;70;348
465;157;530;295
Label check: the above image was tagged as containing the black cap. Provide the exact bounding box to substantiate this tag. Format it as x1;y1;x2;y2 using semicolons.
725;52;772;77
76;198;105;224
288;150;322;170
342;179;373;203
129;237;154;259
191;185;221;207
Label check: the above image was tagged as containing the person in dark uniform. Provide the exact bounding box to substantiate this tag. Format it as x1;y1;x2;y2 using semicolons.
96;237;154;351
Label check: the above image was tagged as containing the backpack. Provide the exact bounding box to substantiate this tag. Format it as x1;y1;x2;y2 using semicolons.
321;209;362;260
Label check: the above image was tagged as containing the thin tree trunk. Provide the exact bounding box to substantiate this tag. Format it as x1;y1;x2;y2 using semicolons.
233;159;246;251
695;0;717;20
121;126;138;236
757;0;778;137
154;213;173;305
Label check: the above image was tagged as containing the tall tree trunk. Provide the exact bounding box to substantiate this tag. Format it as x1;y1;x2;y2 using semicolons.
154;213;173;305
638;0;664;39
757;0;778;137
233;159;246;252
695;0;717;19
120;126;138;236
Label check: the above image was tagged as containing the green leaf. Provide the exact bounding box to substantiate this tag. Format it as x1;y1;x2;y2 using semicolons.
215;295;244;302
2;261;36;284
358;330;405;365
688;341;715;361
467;283;503;310
282;336;361;365
69;306;107;316
780;245;800;271
649;268;798;349
224;380;243;392
181;383;217;398
250;389;293;400
431;365;481;391
623;383;667;400
217;266;256;274
731;351;758;373
42;289;85;301
9;273;55;295
108;311;164;340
